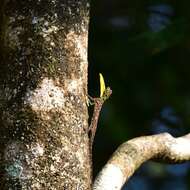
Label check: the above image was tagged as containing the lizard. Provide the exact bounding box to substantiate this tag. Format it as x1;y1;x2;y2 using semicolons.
88;86;112;149
87;73;112;185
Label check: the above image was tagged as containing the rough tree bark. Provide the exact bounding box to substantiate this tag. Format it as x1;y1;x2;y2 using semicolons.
0;0;91;189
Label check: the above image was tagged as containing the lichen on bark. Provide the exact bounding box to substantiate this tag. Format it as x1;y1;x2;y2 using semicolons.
0;0;91;189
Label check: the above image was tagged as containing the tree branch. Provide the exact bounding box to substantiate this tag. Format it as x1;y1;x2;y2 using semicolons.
93;132;190;190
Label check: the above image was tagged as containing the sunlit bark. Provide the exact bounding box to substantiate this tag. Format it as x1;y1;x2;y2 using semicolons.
0;0;91;189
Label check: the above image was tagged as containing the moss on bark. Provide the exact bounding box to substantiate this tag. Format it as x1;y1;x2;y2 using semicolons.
0;0;91;189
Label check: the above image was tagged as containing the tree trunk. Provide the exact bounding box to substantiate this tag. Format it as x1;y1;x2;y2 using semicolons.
0;0;91;189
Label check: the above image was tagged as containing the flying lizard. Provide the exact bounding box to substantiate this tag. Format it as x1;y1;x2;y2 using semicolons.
88;73;112;150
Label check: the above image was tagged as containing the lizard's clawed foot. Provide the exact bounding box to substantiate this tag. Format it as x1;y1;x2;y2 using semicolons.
86;95;95;106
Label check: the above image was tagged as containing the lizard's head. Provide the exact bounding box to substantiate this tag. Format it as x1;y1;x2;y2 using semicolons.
102;87;112;101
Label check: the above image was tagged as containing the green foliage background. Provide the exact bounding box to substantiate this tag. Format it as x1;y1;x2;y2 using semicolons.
88;0;190;189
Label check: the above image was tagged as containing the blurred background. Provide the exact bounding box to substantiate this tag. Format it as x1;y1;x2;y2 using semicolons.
88;0;190;189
